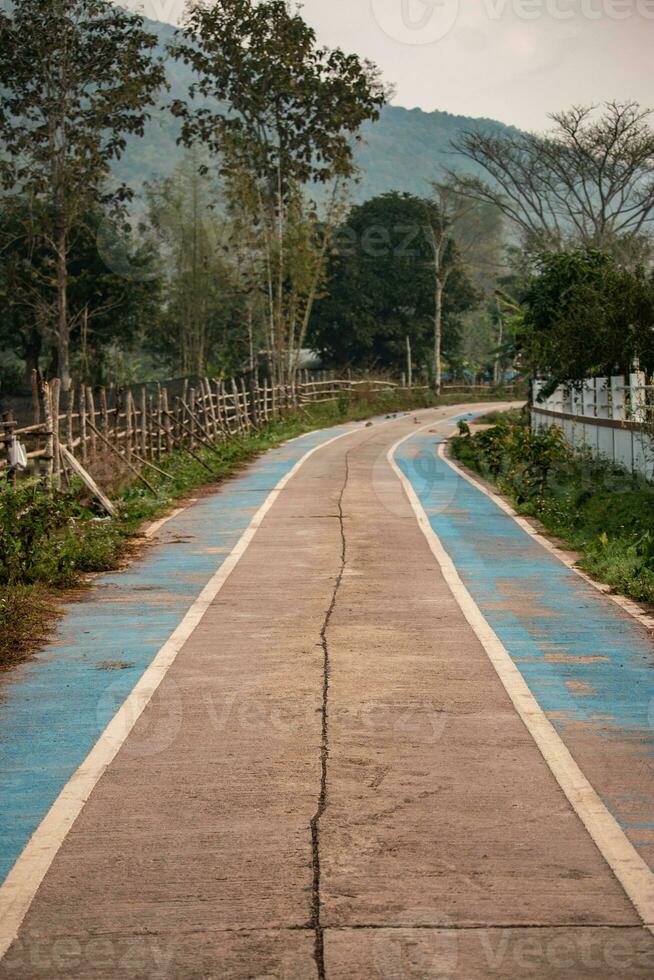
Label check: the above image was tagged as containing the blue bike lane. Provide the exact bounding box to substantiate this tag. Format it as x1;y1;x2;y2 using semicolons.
0;420;370;886
395;423;654;874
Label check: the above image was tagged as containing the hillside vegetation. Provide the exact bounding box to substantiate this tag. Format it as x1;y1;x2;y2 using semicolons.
112;16;515;205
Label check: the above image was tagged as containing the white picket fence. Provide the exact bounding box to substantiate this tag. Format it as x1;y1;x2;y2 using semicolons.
531;372;654;480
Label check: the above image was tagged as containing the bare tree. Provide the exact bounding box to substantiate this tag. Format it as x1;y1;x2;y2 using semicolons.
450;102;654;256
424;186;501;391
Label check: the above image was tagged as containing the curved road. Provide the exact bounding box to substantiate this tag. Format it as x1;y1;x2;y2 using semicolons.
1;404;653;978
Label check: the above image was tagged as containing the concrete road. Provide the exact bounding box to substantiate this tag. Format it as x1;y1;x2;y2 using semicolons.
1;405;653;979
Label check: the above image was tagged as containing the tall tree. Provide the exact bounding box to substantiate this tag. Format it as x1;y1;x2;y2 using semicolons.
520;250;654;384
450;102;654;259
309;192;478;376
170;0;385;383
146;153;247;378
423;186;500;392
0;196;161;388
0;0;165;389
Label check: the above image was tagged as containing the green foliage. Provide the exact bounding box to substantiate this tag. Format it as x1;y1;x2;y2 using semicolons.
170;0;385;191
0;0;165;200
452;414;654;603
308;191;478;373
0;196;162;391
0;0;166;385
520;249;654;383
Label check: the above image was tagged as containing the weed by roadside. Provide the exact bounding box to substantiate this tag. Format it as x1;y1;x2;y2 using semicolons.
451;410;654;605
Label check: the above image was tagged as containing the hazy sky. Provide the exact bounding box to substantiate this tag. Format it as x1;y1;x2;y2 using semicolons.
124;0;653;130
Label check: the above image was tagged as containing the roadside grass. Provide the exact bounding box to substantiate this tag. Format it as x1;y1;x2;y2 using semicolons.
450;409;654;607
2;384;512;670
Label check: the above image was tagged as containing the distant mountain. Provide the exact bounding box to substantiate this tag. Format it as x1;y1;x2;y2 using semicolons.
110;16;517;205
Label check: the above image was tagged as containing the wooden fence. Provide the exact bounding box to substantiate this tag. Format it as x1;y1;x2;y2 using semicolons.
0;373;417;506
0;372;521;509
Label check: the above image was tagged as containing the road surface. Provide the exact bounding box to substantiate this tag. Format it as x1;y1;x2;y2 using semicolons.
0;404;653;978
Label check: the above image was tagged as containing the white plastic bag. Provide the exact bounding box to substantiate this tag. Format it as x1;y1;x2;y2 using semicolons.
8;440;28;471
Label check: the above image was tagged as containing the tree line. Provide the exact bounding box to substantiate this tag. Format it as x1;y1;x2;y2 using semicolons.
0;0;386;393
1;1;653;400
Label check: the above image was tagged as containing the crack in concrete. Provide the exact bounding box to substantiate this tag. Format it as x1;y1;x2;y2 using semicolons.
309;452;350;980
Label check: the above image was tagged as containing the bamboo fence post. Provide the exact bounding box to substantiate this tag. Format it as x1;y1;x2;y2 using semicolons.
125;391;134;458
162;387;174;454
181;379;188;444
153;410;213;472
79;384;88;466
271;378;277;419
213;380;225;436
253;369;261;427
66;387;75;453
31;369;41;425
246;376;257;429
86;387;97;462
99;387;109;442
189;387;196;448
43;381;54;485
113;391;122;454
156;385;163;460
198;379;208;437
2;412;17;486
263;378;270;424
140;386;148;458
229;379;241;432
84;418;157;495
208;378;220;439
205;378;218;439
148;394;155;457
240;378;250;431
51;378;61;486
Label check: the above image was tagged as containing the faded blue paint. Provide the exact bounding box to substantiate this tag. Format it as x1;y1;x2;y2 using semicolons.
0;420;372;884
397;425;654;864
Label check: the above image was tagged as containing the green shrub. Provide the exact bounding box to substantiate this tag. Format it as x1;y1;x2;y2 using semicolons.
451;413;654;604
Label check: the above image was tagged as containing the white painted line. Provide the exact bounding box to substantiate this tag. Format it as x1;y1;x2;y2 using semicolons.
0;413;404;961
142;507;187;539
389;422;654;935
438;441;654;634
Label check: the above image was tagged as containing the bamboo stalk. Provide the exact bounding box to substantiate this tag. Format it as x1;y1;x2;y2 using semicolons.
162;387;174;454
125;391;134;458
66;387;75;455
79;384;88;466
51;378;61;486
31;369;41;425
177;399;223;453
43;382;54;484
157;408;213;472
84;417;158;494
99;387;109;442
189;387;197;449
140;386;148;458
86;387;97;462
